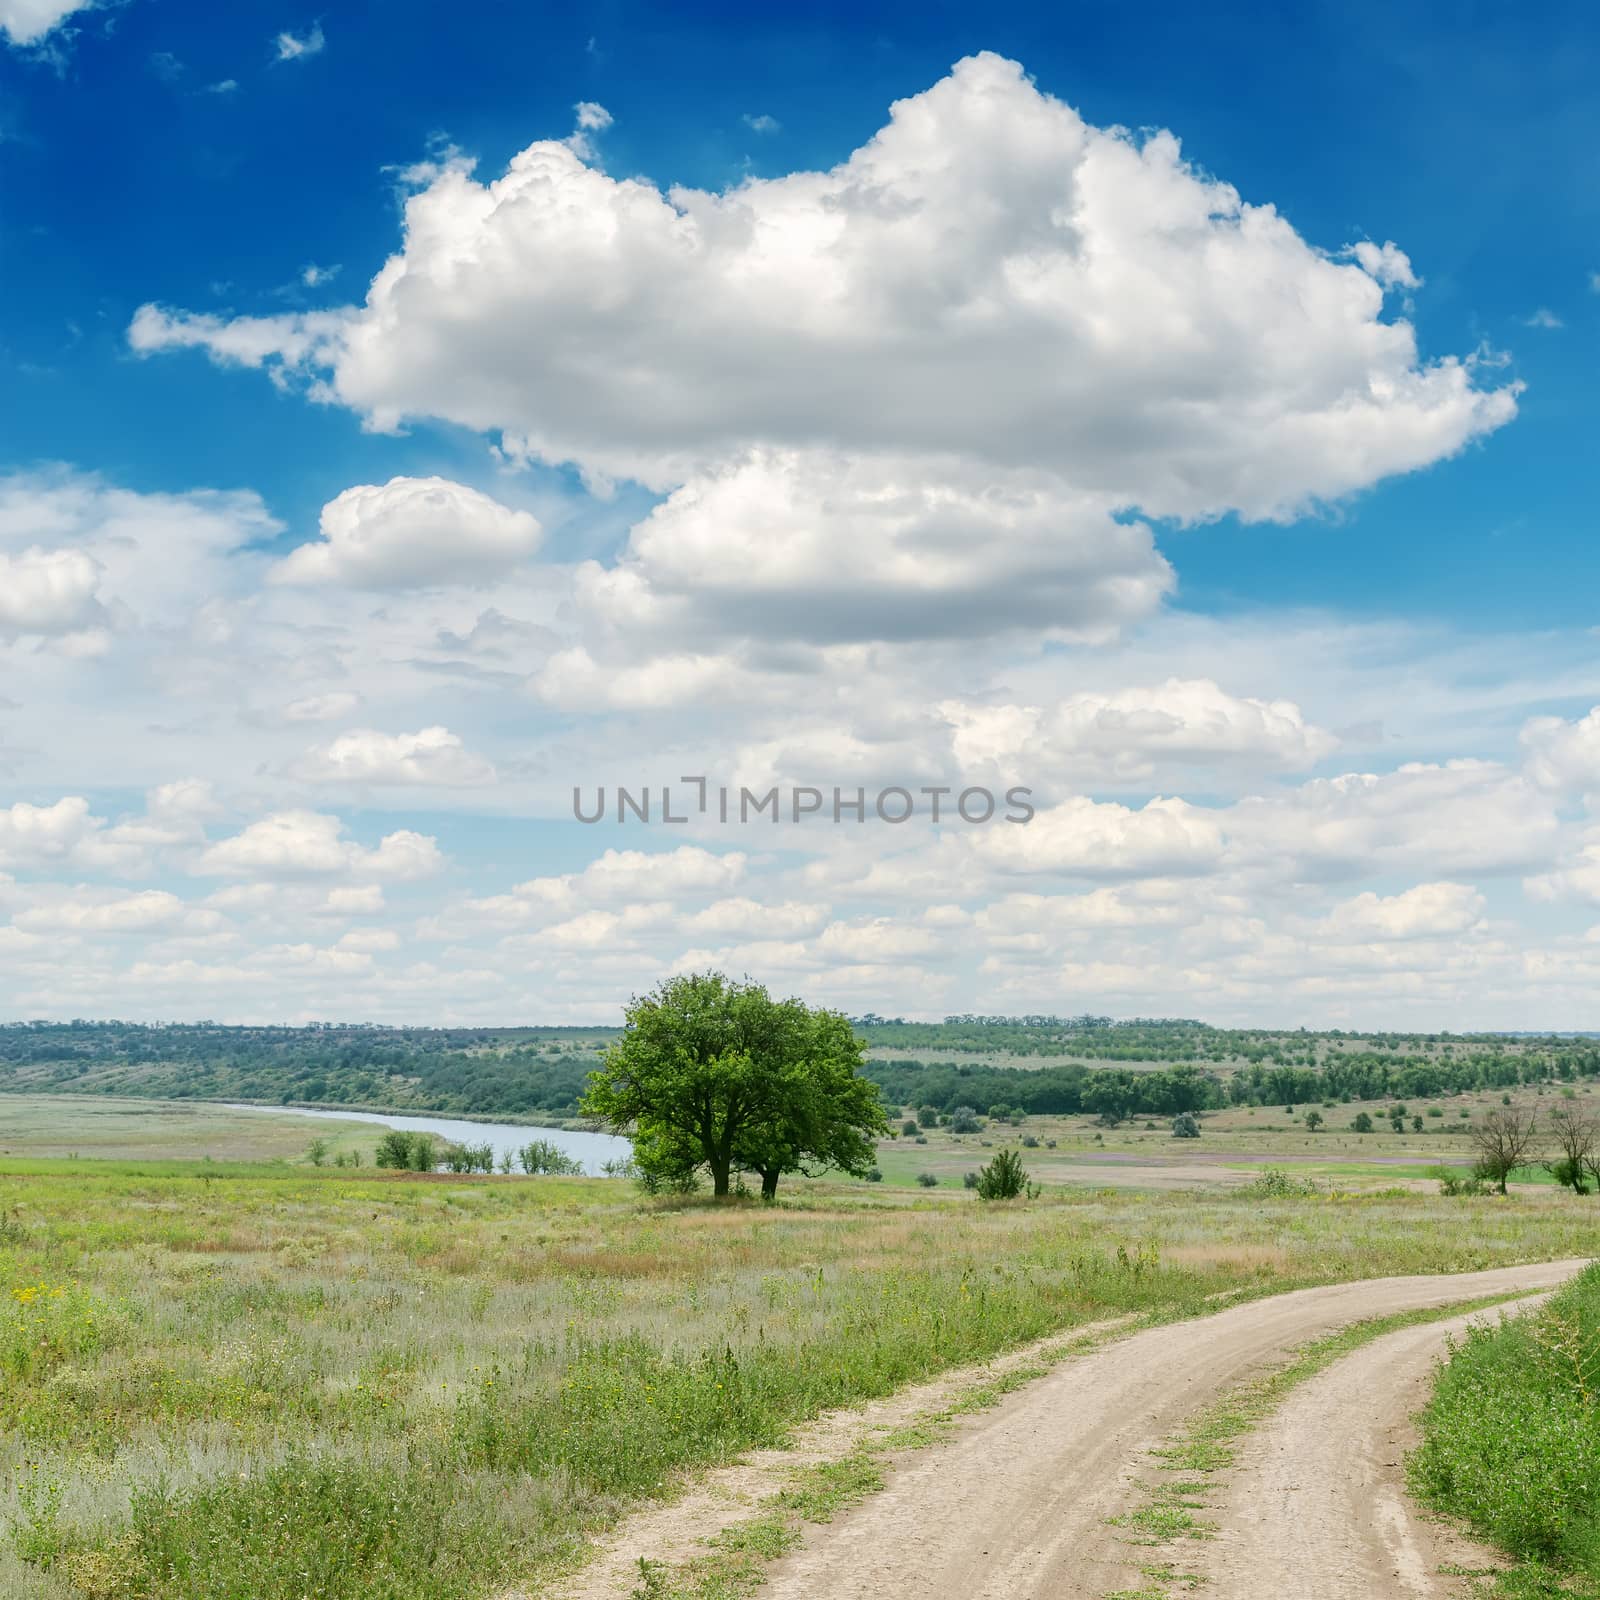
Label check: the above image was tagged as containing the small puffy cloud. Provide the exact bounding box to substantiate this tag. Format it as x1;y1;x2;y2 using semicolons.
1526;828;1600;907
273;22;323;61
204;78;238;95
532;647;735;709
573;101;612;131
1350;240;1421;290
1522;308;1563;330
973;794;1226;879
0;547;103;641
15;888;223;935
0;798;106;869
1520;707;1600;794
271;477;543;590
742;113;780;134
462;846;746;926
301;263;340;288
943;678;1336;784
0;0;95;46
296;725;496;787
197;810;443;880
682;898;827;939
1319;882;1486;940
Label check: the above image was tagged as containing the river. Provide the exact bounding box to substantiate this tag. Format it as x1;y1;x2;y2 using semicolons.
224;1103;632;1175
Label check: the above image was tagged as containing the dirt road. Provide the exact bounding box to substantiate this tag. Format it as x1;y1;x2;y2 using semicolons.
1204;1298;1545;1598
758;1260;1584;1600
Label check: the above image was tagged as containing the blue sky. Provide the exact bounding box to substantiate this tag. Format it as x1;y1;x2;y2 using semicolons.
1;0;1598;1026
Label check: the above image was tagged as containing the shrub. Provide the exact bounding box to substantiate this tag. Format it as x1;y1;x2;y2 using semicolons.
1021;1134;1040;1148
373;1131;439;1172
916;1172;939;1188
916;1105;940;1129
1351;1112;1374;1133
864;1169;883;1183
1431;1165;1489;1197
1171;1113;1200;1139
974;1149;1033;1201
1242;1168;1317;1199
948;1106;982;1134
962;1171;978;1189
518;1140;582;1176
900;1119;920;1137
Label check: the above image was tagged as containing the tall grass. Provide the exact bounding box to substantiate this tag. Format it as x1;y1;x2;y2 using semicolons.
1409;1263;1600;1596
2;1161;1596;1598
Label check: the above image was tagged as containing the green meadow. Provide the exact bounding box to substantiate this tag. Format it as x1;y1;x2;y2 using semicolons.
3;1115;1598;1599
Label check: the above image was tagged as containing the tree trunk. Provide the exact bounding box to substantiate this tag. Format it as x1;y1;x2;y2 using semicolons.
709;1155;731;1196
760;1169;780;1200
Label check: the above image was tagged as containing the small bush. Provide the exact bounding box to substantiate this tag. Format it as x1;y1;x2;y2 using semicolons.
1350;1112;1374;1133
974;1149;1033;1201
948;1106;981;1135
1431;1165;1489;1197
1241;1168;1317;1199
864;1168;883;1183
518;1140;582;1176
1171;1113;1200;1139
900;1119;919;1137
915;1172;939;1188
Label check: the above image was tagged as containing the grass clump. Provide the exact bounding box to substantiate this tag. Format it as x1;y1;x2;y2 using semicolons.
1409;1264;1600;1594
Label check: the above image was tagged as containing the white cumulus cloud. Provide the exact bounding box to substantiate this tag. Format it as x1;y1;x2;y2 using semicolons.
295;725;496;787
272;477;543;590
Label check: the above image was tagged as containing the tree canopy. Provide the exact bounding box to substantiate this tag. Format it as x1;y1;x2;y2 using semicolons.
580;971;887;1197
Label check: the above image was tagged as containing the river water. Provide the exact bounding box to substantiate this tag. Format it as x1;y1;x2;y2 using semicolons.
224;1103;632;1175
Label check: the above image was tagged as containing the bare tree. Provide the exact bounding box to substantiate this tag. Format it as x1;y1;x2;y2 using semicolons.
1469;1107;1540;1195
1544;1102;1598;1195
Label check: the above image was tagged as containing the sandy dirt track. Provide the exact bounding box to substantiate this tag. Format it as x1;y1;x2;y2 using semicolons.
757;1259;1585;1600
1204;1296;1551;1599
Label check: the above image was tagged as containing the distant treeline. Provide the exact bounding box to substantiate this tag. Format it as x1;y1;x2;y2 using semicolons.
0;1020;612;1117
3;1019;1597;1123
869;1044;1600;1118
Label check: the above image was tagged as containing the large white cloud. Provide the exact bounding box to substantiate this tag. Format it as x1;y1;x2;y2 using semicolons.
131;52;1514;523
272;477;543;590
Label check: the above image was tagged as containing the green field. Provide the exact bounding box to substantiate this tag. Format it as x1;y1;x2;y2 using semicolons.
4;1095;1599;1599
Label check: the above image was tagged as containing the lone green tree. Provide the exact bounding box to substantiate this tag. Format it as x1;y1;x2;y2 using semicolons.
581;972;887;1198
